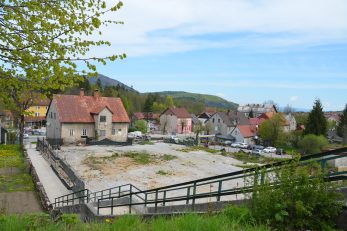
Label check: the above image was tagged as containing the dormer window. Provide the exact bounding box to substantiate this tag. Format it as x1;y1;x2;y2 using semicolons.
100;116;106;122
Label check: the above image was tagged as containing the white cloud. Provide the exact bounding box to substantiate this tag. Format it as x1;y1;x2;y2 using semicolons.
89;0;347;56
290;96;299;101
216;92;226;98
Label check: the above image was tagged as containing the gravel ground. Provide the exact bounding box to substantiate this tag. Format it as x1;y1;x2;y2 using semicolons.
58;143;247;201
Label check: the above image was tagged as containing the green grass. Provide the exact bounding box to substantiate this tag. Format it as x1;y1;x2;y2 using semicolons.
0;208;270;231
161;154;177;161
139;141;155;145
0;174;34;192
227;152;289;165
123;152;151;164
0;145;34;192
178;146;219;154
156;170;171;176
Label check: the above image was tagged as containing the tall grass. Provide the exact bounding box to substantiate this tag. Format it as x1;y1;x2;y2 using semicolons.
0;206;270;231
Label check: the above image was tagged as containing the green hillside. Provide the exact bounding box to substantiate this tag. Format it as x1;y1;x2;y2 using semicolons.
147;91;238;111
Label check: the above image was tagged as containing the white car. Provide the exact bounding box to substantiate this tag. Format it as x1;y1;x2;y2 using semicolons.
23;133;29;139
231;142;241;148
239;143;248;149
263;147;277;153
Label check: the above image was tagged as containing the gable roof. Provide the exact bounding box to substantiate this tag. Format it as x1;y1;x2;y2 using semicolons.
51;94;130;123
238;103;277;114
238;125;257;138
133;112;159;120
191;114;200;124
210;111;249;126
249;117;266;126
197;112;212;119
161;107;191;119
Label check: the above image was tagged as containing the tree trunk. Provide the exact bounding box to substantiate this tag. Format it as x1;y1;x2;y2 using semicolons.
19;114;25;149
343;125;347;145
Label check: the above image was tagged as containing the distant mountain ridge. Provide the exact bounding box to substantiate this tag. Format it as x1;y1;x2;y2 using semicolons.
89;74;138;93
147;91;238;110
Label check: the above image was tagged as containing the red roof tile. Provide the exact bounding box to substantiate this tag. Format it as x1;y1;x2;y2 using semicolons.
133;112;159;120
52;94;130;123
249;118;266;126
238;125;257;138
161;107;191;119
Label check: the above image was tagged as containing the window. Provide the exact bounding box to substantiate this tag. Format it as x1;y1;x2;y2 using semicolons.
218;119;220;123
100;116;106;122
54;113;56;119
212;118;215;123
99;130;106;136
82;128;87;136
69;129;74;136
46;106;48;110
118;129;122;132
35;112;40;117
50;112;53;118
36;106;40;110
112;129;116;135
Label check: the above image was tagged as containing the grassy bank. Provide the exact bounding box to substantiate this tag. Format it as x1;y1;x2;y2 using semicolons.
0;208;270;231
0;145;34;192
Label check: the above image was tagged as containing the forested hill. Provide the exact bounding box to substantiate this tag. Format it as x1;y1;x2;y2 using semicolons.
146;91;238;111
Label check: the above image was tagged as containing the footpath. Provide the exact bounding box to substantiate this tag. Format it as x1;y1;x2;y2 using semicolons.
26;145;71;203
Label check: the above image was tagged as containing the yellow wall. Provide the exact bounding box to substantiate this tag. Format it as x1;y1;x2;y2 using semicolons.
26;105;49;117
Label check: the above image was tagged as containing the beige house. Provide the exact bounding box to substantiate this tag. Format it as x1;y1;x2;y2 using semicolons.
160;107;192;134
46;89;130;144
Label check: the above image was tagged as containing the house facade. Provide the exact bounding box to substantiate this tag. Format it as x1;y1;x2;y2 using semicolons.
238;103;277;118
131;112;160;132
25;98;50;127
205;111;249;136
229;125;257;144
160;107;192;134
283;114;297;132
46;89;130;144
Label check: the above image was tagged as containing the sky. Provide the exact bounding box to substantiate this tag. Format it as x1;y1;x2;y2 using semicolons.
86;0;347;111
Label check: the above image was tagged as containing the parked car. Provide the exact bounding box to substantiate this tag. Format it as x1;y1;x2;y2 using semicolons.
263;147;277;153
252;149;262;155
231;142;241;148
23;133;29;139
247;144;264;150
239;143;248;149
223;140;232;145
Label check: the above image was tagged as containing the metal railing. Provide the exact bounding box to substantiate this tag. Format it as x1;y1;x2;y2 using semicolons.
53;147;347;216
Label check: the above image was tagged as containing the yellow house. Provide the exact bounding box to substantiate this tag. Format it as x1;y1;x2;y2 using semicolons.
25;98;50;127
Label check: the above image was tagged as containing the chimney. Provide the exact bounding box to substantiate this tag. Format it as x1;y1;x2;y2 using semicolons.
80;88;85;97
94;89;100;99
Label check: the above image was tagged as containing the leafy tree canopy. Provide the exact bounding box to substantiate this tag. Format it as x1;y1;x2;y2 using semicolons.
305;99;327;136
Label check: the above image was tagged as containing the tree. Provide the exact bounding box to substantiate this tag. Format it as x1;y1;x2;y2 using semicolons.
96;78;103;92
248;110;254;118
258;114;285;146
0;0;125;147
193;121;205;144
180;119;187;134
298;134;328;155
305;99;327;136
165;96;174;108
249;161;343;230
337;104;347;144
151;102;166;113
283;104;294;114
134;120;147;134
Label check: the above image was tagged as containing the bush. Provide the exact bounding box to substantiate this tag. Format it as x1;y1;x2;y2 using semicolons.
248;161;343;230
298;134;328;155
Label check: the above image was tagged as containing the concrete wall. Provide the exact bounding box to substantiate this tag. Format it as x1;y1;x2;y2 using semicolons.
111;123;128;142
46;101;61;140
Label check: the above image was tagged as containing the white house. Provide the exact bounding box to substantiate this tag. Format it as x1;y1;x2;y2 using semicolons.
46;89;130;144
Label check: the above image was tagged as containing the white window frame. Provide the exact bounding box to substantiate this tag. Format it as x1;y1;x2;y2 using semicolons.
69;129;74;136
99;130;106;137
100;116;106;122
82;128;87;136
35;112;40;117
112;129;116;135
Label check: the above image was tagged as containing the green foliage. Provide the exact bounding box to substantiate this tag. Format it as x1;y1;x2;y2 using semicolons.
0;145;24;168
134;120;148;134
294;112;308;126
337;104;347;144
156;170;171;175
161;154;177;161
249;162;343;230
0;212;270;231
298;134;328;155
305;99;327;136
258;114;285;146
0;174;34;192
165;96;175;108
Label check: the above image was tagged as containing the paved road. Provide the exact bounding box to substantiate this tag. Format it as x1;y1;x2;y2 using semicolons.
26;146;71;203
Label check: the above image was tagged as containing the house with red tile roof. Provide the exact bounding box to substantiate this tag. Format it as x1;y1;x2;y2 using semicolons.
131;112;160;132
46;89;130;144
229;125;258;144
160;107;192;134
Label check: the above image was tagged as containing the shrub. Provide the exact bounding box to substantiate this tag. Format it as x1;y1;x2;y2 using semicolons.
298;134;328;155
248;161;343;230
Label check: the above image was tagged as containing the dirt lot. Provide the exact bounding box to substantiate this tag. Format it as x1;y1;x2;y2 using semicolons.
59;143;245;194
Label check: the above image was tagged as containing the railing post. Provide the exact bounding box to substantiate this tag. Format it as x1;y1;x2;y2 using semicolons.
109;188;111;198
101;190;104;200
163;190;166;206
145;193;148;206
72;193;74;205
118;185;121;197
111;198;114;215
217;181;222;201
86;190;89;203
97;199;100;215
186;186;190;204
155;190;158;213
192;182;197;210
129;193;132;214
